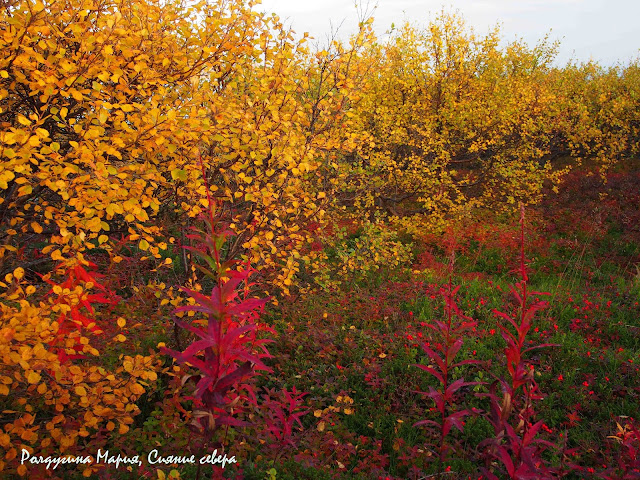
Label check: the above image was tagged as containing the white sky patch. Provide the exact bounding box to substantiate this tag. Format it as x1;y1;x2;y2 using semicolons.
257;0;640;66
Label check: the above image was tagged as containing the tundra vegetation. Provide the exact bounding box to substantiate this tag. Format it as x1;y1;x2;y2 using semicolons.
1;0;639;478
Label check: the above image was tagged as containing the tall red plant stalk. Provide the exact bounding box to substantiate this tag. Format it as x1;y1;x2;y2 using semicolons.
414;249;479;473
480;205;557;480
162;157;274;473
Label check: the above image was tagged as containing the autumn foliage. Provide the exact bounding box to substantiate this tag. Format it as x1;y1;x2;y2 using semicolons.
339;13;639;234
1;0;639;477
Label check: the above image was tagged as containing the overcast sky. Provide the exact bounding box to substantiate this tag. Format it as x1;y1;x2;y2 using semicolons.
257;0;640;66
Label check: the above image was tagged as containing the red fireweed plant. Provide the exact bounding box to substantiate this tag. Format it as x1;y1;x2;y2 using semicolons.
161;158;274;464
258;386;309;464
414;249;480;472
479;205;558;480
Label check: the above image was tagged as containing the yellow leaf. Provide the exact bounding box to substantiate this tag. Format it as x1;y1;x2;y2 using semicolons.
27;371;41;384
18;185;33;197
171;169;187;181
31;222;43;234
130;383;145;395
139;239;149;251
13;267;25;280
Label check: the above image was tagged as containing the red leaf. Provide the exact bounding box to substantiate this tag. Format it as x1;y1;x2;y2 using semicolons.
497;446;515;476
523;420;544;447
419;343;446;372
414;364;444;384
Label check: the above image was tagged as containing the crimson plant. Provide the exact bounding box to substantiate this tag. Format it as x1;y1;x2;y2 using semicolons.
257;386;309;463
42;257;118;363
414;252;479;472
479;206;557;480
162;165;274;459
